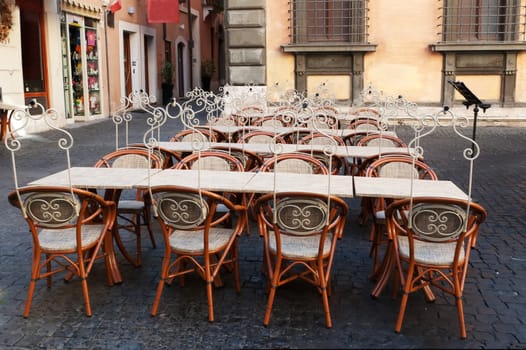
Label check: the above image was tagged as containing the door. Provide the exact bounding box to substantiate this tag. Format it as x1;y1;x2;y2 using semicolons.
123;32;132;97
143;35;150;95
64;14;102;119
177;42;185;96
17;0;49;110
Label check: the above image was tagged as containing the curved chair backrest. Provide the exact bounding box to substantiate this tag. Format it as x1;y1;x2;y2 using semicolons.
169;129;218;143
252;115;291;128
342;131;379;146
348;119;382;132
194;126;227;142
210;146;264;172
9;185;114;234
298;149;346;175
353;107;381;117
237;130;287;145
357;134;407;148
365;155;438;180
357;152;423;177
260;152;329;175
207;115;237;126
150;185;244;232
94;148;163;170
232;106;266;126
302;114;339;130
298;133;346;146
173;150;245;172
255;191;348;237
128;144;182;169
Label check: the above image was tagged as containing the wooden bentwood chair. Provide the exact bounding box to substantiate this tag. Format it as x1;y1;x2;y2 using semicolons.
209;146;265;172
246;152;330;221
173;150;249;233
94;148;163;267
365;155;438;274
254;192;348;328
8;186;116;317
149;186;246;322
385;197;487;338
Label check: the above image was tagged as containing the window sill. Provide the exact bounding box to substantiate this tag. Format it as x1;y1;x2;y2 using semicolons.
431;42;526;52
282;43;377;53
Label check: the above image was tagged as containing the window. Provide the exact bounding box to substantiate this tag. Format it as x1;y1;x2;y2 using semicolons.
291;0;367;43
441;0;526;42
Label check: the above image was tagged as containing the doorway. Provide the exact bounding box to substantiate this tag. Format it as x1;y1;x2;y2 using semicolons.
177;42;185;97
17;0;49;110
123;32;132;97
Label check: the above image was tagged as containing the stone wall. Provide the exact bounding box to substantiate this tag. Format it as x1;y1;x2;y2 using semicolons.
225;0;266;85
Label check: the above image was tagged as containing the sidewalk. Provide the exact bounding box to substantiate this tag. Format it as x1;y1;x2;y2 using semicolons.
1;115;525;349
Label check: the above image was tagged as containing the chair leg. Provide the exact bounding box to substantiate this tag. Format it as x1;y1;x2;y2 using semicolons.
370;220;391;279
143;207;156;248
134;216;143;267
263;286;277;327
456;296;467;339
151;278;166;316
358;197;371;226
395;291;410;333
263;256;281;327
23;276;38;318
321;287;332;328
206;276;215;322
46;255;52;288
233;243;241;293
421;270;436;303
81;277;92;317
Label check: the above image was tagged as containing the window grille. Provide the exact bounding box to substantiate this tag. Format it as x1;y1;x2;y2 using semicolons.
440;0;526;42
290;0;368;43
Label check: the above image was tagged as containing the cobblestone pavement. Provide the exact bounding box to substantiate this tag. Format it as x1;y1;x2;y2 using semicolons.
0;113;525;349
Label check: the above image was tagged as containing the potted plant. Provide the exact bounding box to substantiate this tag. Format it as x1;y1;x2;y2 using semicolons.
0;0;14;42
161;61;174;104
201;59;215;91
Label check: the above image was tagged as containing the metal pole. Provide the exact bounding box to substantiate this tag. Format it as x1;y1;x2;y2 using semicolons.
472;105;478;153
103;8;112;116
187;0;193;90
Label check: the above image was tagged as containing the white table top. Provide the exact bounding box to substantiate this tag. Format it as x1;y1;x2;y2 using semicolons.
203;125;394;138
156;141;411;159
0;102;26;111
139;169;467;200
139;169;259;193
29;167;468;200
29;167;162;189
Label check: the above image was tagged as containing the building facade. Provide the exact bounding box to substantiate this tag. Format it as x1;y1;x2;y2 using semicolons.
225;0;526;121
2;0;526;134
0;0;222;133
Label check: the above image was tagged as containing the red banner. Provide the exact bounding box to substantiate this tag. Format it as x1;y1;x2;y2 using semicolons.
109;0;122;13
147;0;180;23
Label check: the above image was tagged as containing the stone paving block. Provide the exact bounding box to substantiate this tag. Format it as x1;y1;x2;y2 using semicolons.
1;117;526;348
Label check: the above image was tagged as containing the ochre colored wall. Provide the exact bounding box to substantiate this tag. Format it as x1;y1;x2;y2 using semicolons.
265;0;445;104
365;0;443;103
266;0;295;91
516;52;526;103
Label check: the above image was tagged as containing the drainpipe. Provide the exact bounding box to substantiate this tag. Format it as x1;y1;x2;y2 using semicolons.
187;0;193;89
102;3;112;116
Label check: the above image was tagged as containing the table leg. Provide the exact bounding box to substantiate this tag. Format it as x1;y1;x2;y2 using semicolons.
370;240;394;298
102;188;123;284
0;109;8;142
104;226;123;284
